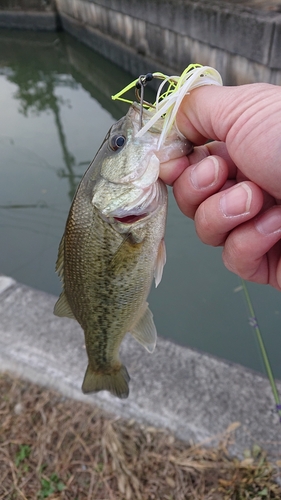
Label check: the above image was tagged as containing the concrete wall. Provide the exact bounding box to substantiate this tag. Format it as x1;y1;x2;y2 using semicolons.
56;0;281;84
0;0;60;30
0;0;55;10
2;0;281;83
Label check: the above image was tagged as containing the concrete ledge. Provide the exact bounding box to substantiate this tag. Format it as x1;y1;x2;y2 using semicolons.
0;10;59;30
2;0;281;78
60;12;176;82
270;20;281;68
57;0;281;69
120;0;274;66
0;275;280;460
0;0;55;9
56;0;281;84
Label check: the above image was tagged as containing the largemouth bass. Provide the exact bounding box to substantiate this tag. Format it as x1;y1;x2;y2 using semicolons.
54;103;192;399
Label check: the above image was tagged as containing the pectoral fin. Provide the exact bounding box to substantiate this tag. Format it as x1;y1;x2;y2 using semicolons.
109;232;142;274
154;238;166;287
54;291;75;319
130;303;157;353
108;234;130;274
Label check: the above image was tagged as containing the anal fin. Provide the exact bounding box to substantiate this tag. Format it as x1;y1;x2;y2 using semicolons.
54;291;75;319
130;303;157;353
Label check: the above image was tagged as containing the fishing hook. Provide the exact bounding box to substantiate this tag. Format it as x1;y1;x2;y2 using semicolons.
135;73;153;130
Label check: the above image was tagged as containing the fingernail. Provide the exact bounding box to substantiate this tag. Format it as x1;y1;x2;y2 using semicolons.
220;183;252;217
255;207;281;235
190;156;219;189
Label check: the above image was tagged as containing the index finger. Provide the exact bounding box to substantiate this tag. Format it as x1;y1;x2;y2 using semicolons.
160;141;236;186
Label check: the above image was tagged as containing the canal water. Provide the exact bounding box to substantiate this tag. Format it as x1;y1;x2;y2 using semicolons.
1;29;281;379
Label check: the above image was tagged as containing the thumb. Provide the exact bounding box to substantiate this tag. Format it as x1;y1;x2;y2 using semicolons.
176;83;281;198
176;82;277;145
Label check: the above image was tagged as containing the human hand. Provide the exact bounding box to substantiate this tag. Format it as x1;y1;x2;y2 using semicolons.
160;83;281;289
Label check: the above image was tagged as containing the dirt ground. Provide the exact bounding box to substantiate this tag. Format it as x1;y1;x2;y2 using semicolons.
0;372;280;499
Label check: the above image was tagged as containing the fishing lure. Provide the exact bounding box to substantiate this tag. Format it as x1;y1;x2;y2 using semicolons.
112;64;222;148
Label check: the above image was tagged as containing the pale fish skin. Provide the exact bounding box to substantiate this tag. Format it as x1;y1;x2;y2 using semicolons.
54;103;192;399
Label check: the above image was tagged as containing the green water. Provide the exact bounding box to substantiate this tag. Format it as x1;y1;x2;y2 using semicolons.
1;30;281;380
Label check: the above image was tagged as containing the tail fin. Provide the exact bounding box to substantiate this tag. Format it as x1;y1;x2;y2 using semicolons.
82;364;130;399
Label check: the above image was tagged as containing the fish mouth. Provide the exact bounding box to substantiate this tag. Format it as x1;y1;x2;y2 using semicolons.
114;213;148;224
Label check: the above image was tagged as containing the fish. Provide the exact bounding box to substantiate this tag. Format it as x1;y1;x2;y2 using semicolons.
54;102;192;399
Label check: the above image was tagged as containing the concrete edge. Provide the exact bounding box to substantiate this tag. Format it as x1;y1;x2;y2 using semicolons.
57;9;281;85
57;0;281;69
60;12;177;83
0;10;60;31
2;0;281;69
0;275;281;460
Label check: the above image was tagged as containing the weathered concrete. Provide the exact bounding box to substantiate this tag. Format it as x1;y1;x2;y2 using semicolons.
60;11;176;88
2;0;281;82
81;0;275;65
1;275;281;460
0;0;60;30
0;11;59;30
55;0;281;85
0;0;55;9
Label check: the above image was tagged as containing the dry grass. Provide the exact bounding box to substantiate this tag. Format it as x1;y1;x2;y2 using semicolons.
0;372;280;500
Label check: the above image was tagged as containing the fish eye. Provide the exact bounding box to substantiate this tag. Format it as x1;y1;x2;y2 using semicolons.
110;135;126;151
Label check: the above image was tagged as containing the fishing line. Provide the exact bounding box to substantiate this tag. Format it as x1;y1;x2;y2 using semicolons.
241;278;281;422
135;73;154;130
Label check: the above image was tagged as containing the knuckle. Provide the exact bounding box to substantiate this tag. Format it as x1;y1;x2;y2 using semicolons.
195;204;213;239
222;235;260;280
223;236;247;273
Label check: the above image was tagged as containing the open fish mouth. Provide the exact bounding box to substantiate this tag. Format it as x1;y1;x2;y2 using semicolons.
113;213;148;224
94;181;162;222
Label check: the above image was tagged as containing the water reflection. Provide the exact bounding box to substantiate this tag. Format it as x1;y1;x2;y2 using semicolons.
0;30;115;293
0;30;135;200
3;40;82;199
